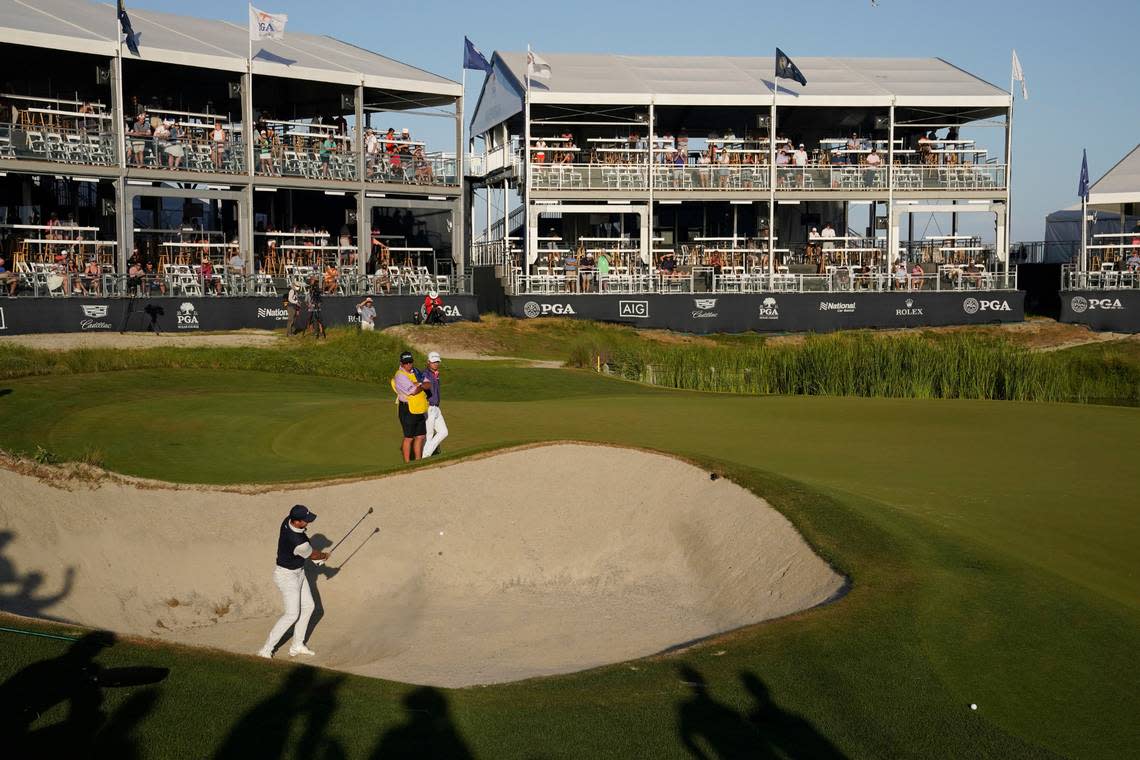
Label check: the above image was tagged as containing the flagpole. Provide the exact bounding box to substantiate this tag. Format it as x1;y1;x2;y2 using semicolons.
1005;54;1015;281
112;4;128;275
524;44;532;273
768;56;776;282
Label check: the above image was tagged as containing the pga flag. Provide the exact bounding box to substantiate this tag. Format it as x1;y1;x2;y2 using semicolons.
249;5;287;40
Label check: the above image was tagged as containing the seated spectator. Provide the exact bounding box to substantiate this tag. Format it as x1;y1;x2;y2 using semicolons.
0;256;17;296
422;290;445;325
144;260;164;295
1127;251;1140;272
127;260;144;294
894;260;908;290
413;146;433;184
77;258;101;295
228;250;245;274
911;262;925;290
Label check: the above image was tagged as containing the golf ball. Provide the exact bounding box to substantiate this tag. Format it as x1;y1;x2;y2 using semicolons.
970;704;977;711
439;531;444;536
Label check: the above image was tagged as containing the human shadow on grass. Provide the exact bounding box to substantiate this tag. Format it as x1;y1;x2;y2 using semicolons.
676;665;846;759
0;529;76;621
214;666;347;759
368;686;474;760
0;630;168;757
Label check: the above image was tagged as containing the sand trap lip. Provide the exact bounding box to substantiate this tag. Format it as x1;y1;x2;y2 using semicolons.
0;444;844;687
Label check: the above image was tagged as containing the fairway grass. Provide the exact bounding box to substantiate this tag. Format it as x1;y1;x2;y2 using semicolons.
0;360;1137;757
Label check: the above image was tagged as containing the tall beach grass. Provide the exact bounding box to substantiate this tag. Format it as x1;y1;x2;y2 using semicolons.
581;332;1140;404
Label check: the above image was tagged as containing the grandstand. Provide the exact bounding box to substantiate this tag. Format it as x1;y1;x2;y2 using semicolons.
466;51;1026;331
0;0;470;324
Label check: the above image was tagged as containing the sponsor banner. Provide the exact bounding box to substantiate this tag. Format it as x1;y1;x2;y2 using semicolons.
1059;290;1140;333
506;291;1025;334
0;295;479;335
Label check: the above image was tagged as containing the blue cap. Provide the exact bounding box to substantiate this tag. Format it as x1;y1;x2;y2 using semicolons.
289;505;317;523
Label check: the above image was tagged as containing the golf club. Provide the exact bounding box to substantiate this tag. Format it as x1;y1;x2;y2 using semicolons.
332;527;380;574
329;507;373;554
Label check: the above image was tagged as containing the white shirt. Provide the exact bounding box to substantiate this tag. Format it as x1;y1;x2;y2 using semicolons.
793;149;807;166
821;227;836;250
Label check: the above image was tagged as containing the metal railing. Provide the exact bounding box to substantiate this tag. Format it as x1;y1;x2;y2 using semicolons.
526;162;1007;193
260;148;357;181
364;152;458;186
3;269;473;299
513;265;1015;295
1061;264;1140;290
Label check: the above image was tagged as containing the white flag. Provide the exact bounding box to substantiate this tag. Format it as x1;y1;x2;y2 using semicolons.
250;5;287;41
527;50;552;80
1011;49;1028;101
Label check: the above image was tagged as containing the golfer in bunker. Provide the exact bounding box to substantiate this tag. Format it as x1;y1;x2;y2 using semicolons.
258;504;328;659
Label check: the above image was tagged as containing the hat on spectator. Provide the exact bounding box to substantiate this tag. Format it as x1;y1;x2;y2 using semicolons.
400;351;414;364
428;290;439;299
427;351;441;363
289;504;317;522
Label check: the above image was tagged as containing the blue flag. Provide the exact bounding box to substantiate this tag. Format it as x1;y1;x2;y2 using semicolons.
117;0;140;56
775;47;807;87
463;37;492;73
1077;149;1090;201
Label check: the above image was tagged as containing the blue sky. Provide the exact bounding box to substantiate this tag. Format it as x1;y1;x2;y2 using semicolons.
133;0;1139;241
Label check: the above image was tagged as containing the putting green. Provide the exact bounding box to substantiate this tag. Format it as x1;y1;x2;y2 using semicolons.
0;363;1137;758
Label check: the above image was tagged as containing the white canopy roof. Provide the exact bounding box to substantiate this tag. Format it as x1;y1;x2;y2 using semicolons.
494;52;1009;108
1089;144;1140;207
0;0;460;97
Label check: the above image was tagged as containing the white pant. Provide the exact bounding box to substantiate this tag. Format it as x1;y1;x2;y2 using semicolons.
261;566;315;652
423;405;448;457
360;321;374;331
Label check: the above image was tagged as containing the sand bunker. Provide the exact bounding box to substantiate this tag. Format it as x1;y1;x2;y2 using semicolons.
0;444;843;687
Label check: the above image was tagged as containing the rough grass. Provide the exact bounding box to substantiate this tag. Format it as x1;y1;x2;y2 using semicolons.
587;331;1140;403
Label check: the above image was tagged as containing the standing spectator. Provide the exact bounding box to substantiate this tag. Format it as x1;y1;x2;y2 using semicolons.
127;259;144;295
285;281;302;334
305;276;325;339
166;123;184;170
821;222;836;258
210;122;227;170
422;351;448;458
365;128;380;178
128;113;149;166
356;296;376;331
392;351;431;462
258;130;273;175
319;135;336;178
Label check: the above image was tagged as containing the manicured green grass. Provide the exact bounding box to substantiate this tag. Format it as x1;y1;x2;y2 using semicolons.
0;354;1137;757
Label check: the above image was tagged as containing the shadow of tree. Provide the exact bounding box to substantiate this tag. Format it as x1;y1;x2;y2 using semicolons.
676;665;847;759
369;686;474;760
0;630;168;757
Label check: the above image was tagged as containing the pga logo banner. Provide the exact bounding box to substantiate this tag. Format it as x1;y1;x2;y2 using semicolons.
962;297;1011;315
1070;296;1123;313
177;302;201;329
522;301;577;318
757;297;779;320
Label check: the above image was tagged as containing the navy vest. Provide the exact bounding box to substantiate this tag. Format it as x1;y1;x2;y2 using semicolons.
276;518;308;570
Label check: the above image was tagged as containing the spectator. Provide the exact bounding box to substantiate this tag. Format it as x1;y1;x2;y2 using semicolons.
210;121;227;169
228;249;245;275
563;247;579;292
304;276;326;339
894;259;908;290
421;351;448;458
285;280;302;335
821;223;836;257
413;146;433;184
0;256;17;296
200;257;220;295
166;123;184;170
128;113;149;166
77;258;101;295
392;350;431;462
323;263;339;294
793;143;808;167
258;130;273;175
911;262;926;290
127;260;144;294
422;290;445;325
356;296;376;331
144;261;163;295
319;135;336;178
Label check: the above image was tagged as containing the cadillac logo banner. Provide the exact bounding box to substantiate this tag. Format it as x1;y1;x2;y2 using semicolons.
506;291;1025;334
0;295;479;335
1060;290;1139;333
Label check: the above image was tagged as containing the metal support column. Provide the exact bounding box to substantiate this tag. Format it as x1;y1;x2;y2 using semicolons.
768;94;776;277
110;51;128;273
887;102;896;266
354;83;367;277
454;93;466;276
240;68;254;275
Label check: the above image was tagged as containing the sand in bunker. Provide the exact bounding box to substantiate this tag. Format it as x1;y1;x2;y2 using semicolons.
0;445;843;687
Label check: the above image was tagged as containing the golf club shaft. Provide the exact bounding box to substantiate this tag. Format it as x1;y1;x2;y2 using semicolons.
330;507;373;553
